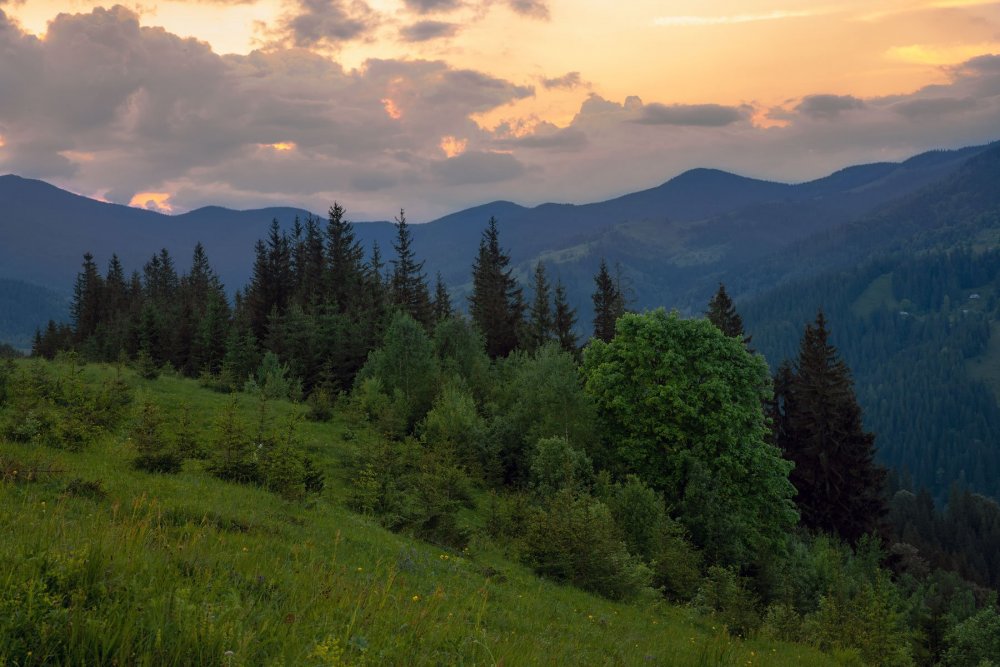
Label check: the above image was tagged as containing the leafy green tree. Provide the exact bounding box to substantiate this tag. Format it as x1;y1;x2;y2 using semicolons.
419;381;486;473
944;607;1000;666
582;309;797;568
469;217;524;358
432;316;491;402
773;311;887;544
591;258;624;343
355;312;439;431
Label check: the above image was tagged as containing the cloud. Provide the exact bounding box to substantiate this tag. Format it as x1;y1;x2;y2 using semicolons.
399;20;459;42
494;122;587;150
282;0;379;48
795;94;866;119
403;0;463;13
893;96;978;119
506;0;549;20
541;71;583;90
634;103;748;127
431;150;525;185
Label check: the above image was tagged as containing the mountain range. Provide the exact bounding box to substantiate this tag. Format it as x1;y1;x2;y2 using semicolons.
1;141;995;345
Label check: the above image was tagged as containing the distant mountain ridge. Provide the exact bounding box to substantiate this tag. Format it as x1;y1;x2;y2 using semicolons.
0;141;996;340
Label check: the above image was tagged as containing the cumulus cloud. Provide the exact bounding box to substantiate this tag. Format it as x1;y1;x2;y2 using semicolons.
493;122;587;151
282;0;379;48
795;94;866;119
634;103;748;126
541;71;583;90
399;20;459;42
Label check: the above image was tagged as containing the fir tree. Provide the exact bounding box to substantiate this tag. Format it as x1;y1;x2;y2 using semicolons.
706;283;751;347
773;311;887;544
591;258;623;343
553;280;579;354
469;217;524;358
390;209;433;327
432;272;453;323
71;252;104;343
527;261;553;350
326;202;366;314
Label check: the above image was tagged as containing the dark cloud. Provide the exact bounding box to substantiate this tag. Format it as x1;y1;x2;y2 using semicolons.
506;0;549;20
541;71;582;90
893;96;977;120
403;0;463;13
633;103;747;126
432;151;525;185
494;122;587;151
283;0;379;48
795;94;865;119
399;20;459;42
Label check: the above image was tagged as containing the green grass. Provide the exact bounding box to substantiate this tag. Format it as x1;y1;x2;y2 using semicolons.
0;360;843;665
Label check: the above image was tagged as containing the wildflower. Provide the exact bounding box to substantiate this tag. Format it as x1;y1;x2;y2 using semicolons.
412;594;420;602
356;566;363;572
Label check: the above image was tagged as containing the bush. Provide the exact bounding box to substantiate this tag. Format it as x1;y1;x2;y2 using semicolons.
130;400;182;473
693;566;761;638
529;436;593;498
135;349;159;380
245;352;301;402
420;381;487;473
520;489;651;601
207;398;258;483
305;388;334;422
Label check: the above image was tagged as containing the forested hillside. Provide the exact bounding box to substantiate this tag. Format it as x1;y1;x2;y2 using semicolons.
745;248;1000;502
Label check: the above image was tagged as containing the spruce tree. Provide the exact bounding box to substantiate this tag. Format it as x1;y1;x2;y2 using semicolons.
432;272;452;323
591;258;623;343
706;283;751;347
469;217;524;358
71;252;104;343
390;209;433;327
774;311;887;544
527;261;553;350
326;202;366;314
553;280;579;354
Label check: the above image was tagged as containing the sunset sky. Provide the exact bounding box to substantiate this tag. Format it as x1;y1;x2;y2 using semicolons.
1;0;999;219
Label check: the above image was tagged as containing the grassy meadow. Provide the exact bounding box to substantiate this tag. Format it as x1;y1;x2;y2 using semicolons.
0;358;846;666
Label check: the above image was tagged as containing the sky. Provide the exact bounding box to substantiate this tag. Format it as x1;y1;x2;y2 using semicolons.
1;1;999;220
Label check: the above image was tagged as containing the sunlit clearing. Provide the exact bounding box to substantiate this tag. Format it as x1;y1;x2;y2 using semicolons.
440;136;468;158
128;192;174;214
381;98;402;120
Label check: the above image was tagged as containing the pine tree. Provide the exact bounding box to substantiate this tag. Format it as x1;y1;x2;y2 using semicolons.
773;311;887;544
468;217;524;358
297;214;326;311
706;283;751;347
527;261;553;350
326;202;367;314
553;279;579;354
432;272;452;323
591;258;623;343
71;252;104;343
390;209;433;327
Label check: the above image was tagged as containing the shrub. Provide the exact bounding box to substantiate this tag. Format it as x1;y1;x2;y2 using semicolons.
520;489;651;601
306;388;334;422
135;349;159;380
131;400;182;473
207;398;258;483
529;436;593;498
943;607;1000;667
693;566;761;638
419;381;487;473
245;352;301;402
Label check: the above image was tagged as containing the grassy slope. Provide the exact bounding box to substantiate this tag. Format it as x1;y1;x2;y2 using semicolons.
0;361;841;666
